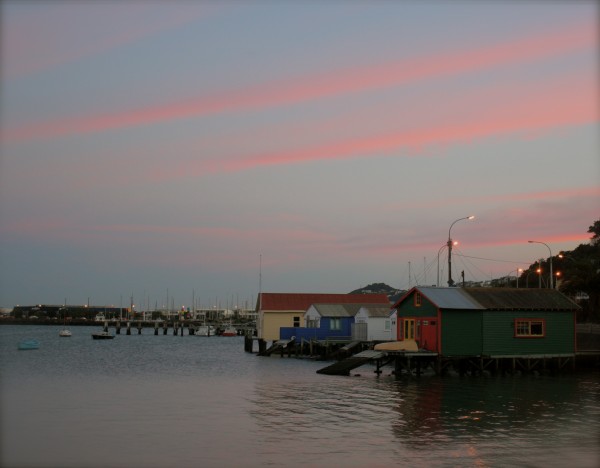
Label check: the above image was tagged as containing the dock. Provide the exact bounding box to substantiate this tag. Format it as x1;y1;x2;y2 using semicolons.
316;350;385;375
315;349;599;377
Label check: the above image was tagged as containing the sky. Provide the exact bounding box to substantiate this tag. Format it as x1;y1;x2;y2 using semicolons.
1;1;598;310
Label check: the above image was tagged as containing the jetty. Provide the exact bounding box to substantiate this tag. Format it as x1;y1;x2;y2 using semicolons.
316;350;386;375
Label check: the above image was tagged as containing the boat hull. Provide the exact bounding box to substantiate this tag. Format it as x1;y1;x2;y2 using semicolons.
194;325;214;336
92;333;114;340
18;340;39;350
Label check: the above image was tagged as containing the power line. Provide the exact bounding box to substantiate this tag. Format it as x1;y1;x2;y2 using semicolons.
453;253;531;265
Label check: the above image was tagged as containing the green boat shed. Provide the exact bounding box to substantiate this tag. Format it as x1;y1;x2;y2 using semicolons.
392;287;580;357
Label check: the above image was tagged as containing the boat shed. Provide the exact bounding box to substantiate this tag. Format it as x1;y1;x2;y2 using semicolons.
354;306;394;342
256;292;389;342
391;287;580;357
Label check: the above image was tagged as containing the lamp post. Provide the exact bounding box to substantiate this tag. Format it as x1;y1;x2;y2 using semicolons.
437;242;457;287
528;240;553;289
505;268;524;287
447;216;475;286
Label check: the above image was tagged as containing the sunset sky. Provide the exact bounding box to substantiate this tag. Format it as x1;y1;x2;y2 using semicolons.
1;1;598;310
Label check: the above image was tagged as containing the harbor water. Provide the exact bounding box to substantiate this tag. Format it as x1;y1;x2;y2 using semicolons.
1;325;599;468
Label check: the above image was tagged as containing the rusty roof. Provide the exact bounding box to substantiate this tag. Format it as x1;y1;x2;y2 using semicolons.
463;288;580;310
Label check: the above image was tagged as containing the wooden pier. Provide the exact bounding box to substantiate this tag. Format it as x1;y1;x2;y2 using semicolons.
316;350;386;375
94;320;250;337
315;350;599;377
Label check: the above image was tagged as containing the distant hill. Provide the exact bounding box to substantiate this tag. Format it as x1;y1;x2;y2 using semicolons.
350;283;405;304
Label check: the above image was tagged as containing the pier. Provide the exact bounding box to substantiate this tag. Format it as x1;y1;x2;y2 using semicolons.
314;350;599;377
0;317;253;337
246;325;600;377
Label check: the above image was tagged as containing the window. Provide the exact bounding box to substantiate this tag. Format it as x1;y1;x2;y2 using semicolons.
293;316;300;328
330;318;341;331
414;292;422;307
385;320;391;331
306;318;319;328
514;319;545;337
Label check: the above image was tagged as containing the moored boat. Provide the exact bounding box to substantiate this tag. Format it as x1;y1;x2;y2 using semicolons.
18;339;39;350
59;305;71;337
194;325;215;336
92;331;114;340
221;325;237;337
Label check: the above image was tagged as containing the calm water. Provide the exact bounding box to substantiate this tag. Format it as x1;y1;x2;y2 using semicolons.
1;325;598;468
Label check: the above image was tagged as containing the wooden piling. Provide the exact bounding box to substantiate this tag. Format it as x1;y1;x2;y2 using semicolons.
126;322;131;335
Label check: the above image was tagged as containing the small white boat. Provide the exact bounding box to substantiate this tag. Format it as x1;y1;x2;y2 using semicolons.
92;331;114;340
59;306;71;337
221;325;237;337
94;313;106;322
18;340;39;350
194;325;215;336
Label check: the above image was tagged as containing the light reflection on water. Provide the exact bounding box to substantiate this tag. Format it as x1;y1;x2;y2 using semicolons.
1;325;599;468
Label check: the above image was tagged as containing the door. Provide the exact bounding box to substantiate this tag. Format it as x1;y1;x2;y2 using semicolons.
420;319;438;352
403;319;415;340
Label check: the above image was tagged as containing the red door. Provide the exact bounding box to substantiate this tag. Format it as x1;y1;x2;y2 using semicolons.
419;319;438;352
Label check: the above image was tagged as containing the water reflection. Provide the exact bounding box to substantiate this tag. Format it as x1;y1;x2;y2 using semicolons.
391;375;590;444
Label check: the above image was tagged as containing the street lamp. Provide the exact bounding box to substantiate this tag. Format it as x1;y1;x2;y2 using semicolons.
505;268;524;288
528;240;553;289
447;216;475;286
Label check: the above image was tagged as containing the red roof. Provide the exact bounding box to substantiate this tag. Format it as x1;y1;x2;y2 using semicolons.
258;292;390;311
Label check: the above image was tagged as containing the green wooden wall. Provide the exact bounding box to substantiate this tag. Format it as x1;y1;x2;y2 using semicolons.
440;310;482;356
481;310;574;356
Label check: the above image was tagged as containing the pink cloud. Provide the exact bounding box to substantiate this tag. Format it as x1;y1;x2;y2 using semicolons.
148;69;597;179
3;20;595;143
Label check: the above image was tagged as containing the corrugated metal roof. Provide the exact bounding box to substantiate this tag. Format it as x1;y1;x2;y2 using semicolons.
359;306;393;318
311;303;380;317
463;288;580;310
392;287;581;311
414;287;485;310
259;293;389;311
